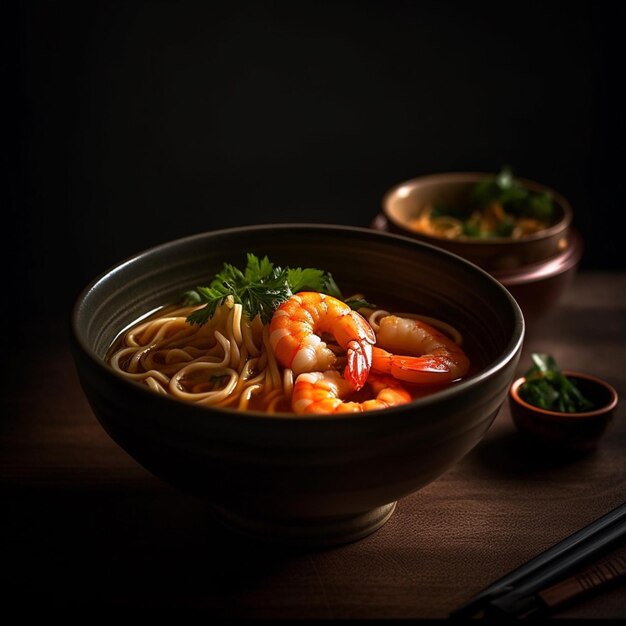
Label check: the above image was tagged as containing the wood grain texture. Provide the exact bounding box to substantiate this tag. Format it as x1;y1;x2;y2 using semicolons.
1;271;625;618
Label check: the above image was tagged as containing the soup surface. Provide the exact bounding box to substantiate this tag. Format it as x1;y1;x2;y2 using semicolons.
107;255;477;415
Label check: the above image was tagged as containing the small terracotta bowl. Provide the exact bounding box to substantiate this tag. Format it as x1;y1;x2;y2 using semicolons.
509;372;619;451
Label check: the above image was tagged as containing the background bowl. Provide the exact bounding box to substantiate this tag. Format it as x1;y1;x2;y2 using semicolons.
377;172;581;327
491;228;583;327
70;224;524;546
381;171;573;271
509;372;618;451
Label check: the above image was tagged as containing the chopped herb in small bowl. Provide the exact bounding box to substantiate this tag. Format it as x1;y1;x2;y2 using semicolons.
518;353;594;413
509;353;619;450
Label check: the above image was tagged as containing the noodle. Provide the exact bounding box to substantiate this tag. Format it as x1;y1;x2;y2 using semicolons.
108;297;467;414
108;302;295;414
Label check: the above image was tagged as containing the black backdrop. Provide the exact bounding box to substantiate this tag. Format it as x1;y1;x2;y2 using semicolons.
7;0;624;326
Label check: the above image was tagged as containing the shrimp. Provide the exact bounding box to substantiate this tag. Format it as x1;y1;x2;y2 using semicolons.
371;315;470;385
269;292;376;390
292;370;412;414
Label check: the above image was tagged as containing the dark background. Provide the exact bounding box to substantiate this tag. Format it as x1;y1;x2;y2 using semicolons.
7;0;624;328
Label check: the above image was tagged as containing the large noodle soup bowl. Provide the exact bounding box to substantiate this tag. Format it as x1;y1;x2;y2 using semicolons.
71;224;524;546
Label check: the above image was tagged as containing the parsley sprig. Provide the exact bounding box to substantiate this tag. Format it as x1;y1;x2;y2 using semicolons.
519;353;594;413
184;253;371;325
432;166;555;238
470;166;555;222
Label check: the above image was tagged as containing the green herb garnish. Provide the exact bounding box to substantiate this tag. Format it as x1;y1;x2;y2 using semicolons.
470;165;555;222
519;353;594;413
184;253;373;325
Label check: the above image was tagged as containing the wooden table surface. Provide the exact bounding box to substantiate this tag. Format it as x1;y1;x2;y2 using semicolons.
2;270;625;619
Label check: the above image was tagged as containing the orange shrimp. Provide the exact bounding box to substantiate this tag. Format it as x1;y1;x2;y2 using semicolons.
371;315;470;385
292;370;412;414
269;292;376;390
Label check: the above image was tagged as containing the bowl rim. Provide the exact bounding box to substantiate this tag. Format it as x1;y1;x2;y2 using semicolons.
71;222;526;422
382;171;573;246
509;371;618;420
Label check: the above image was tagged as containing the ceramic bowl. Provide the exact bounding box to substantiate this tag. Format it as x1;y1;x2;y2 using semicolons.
509;372;618;451
381;171;573;272
490;228;583;327
70;224;524;547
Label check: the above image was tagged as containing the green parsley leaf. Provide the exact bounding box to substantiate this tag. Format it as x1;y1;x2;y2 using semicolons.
462;222;481;238
344;297;375;311
286;267;328;293
496;165;514;190
466;166;555;229
495;217;515;237
185;253;358;325
527;191;554;221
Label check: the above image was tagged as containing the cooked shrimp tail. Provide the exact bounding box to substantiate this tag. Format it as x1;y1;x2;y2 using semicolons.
270;292;376;390
371;315;469;385
345;338;372;390
292;370;412;415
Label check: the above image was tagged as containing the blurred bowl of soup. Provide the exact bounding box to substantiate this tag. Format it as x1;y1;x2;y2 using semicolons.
70;224;524;547
381;170;573;271
377;170;582;326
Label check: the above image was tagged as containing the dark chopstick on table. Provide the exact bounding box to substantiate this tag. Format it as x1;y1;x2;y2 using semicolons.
449;500;626;619
535;546;626;613
485;526;626;619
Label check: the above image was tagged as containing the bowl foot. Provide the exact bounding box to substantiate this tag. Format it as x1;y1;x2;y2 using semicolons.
210;501;397;548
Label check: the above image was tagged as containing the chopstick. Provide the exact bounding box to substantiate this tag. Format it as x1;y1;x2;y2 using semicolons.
484;520;626;618
535;545;626;613
449;500;626;619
